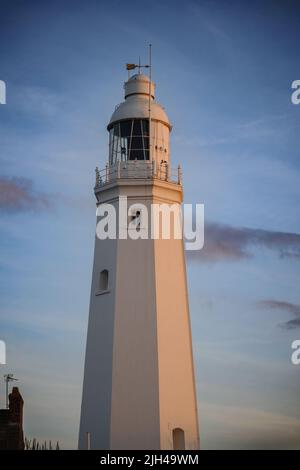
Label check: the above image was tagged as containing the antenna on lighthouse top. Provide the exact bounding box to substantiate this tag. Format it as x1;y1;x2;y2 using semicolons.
148;43;152;161
4;373;18;409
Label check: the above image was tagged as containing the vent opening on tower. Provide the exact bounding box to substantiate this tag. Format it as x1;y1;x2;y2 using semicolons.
172;428;185;450
99;269;109;293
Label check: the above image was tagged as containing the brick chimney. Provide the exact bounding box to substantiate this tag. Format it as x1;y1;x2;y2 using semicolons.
9;387;24;425
0;387;24;449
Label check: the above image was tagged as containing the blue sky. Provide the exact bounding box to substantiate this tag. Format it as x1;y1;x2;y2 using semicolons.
0;0;300;449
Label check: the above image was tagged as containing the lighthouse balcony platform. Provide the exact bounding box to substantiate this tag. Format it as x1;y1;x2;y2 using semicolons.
94;160;182;190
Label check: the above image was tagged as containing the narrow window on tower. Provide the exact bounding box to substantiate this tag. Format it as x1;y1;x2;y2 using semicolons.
96;269;109;295
172;428;185;450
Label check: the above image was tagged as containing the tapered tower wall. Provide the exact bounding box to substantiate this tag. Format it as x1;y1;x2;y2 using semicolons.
79;71;200;450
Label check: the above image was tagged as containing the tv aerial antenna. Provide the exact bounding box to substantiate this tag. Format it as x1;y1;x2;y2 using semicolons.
4;374;18;409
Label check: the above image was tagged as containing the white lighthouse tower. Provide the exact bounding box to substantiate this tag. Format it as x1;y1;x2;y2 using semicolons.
79;67;200;450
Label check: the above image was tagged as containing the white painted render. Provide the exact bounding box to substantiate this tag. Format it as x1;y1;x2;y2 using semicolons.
79;72;199;450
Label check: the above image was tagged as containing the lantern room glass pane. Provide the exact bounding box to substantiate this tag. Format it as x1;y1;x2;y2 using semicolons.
120;120;132;137
142;120;149;136
130;120;143;160
109;119;150;164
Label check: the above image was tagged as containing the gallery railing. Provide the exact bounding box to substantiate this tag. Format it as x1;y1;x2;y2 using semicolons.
94;160;182;189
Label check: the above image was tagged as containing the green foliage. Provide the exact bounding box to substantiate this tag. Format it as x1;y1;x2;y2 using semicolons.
24;437;60;450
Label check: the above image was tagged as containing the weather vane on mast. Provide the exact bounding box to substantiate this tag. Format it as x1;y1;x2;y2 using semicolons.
126;44;152;77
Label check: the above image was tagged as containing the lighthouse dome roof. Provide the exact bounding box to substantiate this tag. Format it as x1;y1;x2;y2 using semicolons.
127;73;150;82
108;97;171;129
108;73;171;130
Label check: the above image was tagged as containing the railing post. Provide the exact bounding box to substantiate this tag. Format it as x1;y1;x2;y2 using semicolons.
105;163;109;183
117;160;121;179
95;166;100;188
152;160;156;178
165;162;169;181
178;164;182;185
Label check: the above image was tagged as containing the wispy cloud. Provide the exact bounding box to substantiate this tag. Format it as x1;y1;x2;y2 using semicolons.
200;402;300;450
258;300;300;330
0;176;51;212
175;113;290;147
12;85;63;119
186;222;300;263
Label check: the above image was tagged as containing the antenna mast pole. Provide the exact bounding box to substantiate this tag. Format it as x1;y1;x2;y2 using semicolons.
148;44;152;161
6;376;8;408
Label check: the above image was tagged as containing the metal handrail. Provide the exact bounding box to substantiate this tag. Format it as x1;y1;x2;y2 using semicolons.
94;161;182;188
